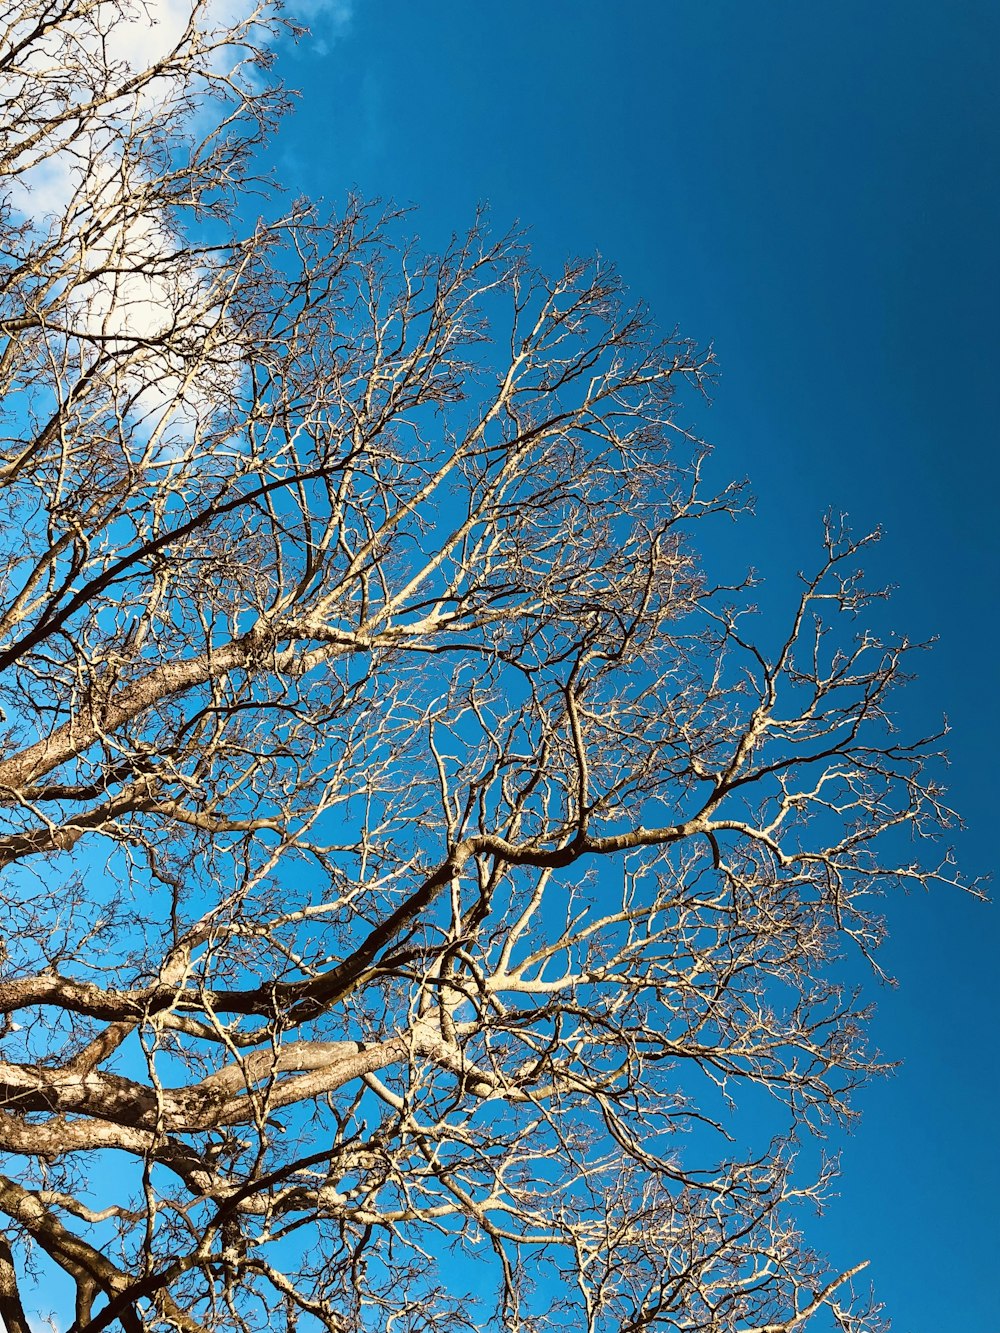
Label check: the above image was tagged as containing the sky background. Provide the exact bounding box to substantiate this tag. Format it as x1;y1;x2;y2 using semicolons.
272;5;997;1330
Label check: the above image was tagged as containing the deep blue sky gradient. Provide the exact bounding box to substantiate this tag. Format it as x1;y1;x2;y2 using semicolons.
276;5;998;1329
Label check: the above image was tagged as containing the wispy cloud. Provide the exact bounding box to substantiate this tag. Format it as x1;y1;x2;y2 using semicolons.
290;0;354;33
281;0;354;56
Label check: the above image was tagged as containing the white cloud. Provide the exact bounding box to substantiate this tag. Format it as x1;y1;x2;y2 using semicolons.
3;0;360;449
104;0;203;73
1;0;257;441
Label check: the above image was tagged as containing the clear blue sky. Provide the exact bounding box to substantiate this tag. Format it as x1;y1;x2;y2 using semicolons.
275;5;998;1329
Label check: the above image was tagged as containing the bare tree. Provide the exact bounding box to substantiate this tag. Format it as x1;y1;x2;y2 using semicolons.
0;3;971;1331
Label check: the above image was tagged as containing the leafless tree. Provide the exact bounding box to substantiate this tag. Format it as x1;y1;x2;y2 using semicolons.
0;3;971;1331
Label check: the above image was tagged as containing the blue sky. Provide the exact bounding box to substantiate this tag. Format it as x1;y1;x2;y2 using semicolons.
275;5;998;1330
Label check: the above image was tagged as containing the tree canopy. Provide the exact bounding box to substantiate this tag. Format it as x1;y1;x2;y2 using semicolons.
0;3;968;1331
